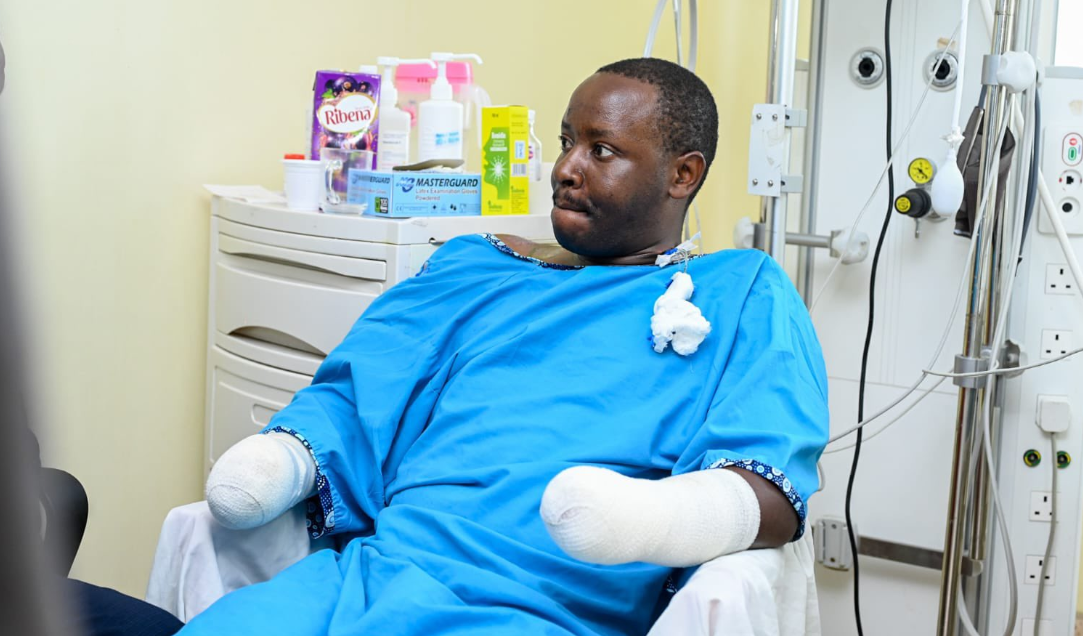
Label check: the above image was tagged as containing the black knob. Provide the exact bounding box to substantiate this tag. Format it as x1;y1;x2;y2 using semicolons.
895;188;932;218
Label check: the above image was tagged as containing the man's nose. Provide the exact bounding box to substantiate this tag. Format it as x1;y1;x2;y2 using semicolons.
552;149;584;189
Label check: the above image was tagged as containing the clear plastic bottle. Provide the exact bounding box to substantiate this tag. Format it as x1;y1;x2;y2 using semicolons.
374;57;434;171
418;52;482;163
528;109;543;183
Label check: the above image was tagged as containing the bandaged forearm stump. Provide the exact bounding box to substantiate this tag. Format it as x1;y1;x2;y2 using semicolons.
206;433;316;530
540;466;761;567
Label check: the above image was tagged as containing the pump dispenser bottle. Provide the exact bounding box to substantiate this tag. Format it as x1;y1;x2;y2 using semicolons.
375;57;435;171
528;109;543;183
418;52;483;163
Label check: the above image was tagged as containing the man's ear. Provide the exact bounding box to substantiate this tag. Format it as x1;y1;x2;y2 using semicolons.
668;152;707;202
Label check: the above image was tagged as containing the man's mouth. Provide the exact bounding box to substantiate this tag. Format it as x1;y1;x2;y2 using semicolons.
552;195;591;214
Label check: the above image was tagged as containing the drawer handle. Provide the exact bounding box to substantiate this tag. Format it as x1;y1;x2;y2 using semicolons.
219;234;382;279
229;326;325;356
251;404;280;426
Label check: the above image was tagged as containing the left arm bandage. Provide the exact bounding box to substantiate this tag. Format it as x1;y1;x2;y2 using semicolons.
540;466;760;567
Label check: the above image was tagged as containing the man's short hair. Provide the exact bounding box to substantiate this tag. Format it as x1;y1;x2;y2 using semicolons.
596;58;718;204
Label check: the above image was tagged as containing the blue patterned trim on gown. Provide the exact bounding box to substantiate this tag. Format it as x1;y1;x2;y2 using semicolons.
478;233;583;270
264;426;335;539
707;457;807;540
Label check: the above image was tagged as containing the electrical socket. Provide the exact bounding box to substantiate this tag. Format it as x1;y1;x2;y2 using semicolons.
1040;330;1073;360
1031;491;1054;522
1025;555;1056;585
1046;264;1076;295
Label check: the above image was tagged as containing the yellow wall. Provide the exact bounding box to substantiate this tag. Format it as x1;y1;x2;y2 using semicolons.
13;0;1075;620
0;0;786;597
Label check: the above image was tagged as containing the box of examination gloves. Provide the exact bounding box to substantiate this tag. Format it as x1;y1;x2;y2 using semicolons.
347;168;482;218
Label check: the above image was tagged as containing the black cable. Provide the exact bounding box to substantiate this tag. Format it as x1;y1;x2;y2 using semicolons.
844;2;895;634
1020;88;1041;254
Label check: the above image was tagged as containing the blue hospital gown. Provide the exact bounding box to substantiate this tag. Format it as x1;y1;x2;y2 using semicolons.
182;234;829;636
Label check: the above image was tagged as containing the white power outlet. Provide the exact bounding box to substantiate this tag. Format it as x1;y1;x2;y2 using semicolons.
1046;264;1076;295
1031;491;1054;522
1025;555;1056;585
1040;330;1073;360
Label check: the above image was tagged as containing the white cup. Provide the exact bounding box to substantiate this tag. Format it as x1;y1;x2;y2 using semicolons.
282;158;322;211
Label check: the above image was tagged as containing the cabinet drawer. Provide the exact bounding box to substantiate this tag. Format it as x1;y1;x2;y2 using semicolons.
218;217;400;267
215;252;383;357
207;347;311;468
218;234;387;281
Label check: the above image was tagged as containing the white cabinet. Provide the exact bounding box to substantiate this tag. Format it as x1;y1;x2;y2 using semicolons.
203;196;556;472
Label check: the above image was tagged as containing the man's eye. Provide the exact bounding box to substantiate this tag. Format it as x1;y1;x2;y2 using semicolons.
559;137;572;151
593;145;614;158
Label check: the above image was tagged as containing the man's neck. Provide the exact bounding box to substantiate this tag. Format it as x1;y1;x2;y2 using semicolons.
497;235;681;267
574;246;667;267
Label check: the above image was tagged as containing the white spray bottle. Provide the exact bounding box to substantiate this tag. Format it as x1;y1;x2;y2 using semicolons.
375;57;435;171
418;52;483;163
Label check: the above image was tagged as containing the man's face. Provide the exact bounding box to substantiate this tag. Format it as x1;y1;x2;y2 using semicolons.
551;74;674;259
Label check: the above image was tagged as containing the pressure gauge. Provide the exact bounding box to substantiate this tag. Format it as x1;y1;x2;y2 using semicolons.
908;158;935;185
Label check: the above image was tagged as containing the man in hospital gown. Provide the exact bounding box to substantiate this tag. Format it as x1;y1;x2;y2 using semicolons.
183;57;829;636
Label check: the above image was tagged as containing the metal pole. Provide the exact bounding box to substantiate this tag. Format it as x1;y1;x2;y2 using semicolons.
936;2;1018;634
786;232;832;249
761;0;800;264
798;0;829;305
972;0;1028;570
973;7;1040;629
967;0;1018;576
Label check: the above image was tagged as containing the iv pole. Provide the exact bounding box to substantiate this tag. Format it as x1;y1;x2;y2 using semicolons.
756;0;802;266
936;0;1020;633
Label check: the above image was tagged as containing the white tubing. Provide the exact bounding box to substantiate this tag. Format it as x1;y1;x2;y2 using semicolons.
825;97;1009;451
672;0;683;67
948;0;970;141
823;376;947;454
643;0;668;58
825;121;997;447
810;20;965;313
687;0;698;72
643;0;697;72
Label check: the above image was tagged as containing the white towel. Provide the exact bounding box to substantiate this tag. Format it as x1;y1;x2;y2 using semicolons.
146;501;820;634
145;501;321;622
648;533;820;636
